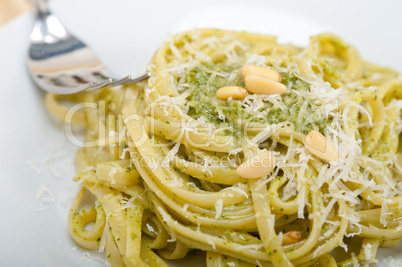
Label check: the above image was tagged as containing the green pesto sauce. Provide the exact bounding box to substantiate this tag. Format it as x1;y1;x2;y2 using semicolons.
186;64;245;123
185;64;328;135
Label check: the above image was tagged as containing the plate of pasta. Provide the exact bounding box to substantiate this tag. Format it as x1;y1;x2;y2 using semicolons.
2;0;402;267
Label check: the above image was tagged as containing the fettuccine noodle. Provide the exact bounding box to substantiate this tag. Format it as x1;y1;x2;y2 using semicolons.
46;29;402;266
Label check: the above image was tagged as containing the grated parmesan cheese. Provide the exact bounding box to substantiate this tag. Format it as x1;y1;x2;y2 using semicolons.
205;236;216;250
380;202;392;227
162;141;181;168
81;252;111;267
277;232;284;246
220;186;249;199
351;253;359;267
36;179;55;208
383;257;402;267
362;242;373;261
26;159;42;174
234;243;264;250
99;215;109;253
339;239;348;252
214;199;223;219
182;204;189;212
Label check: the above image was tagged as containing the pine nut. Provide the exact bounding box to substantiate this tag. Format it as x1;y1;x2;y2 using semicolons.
244;75;287;95
282;231;302;245
236;151;276;179
304;130;339;162
216;86;248;100
242;65;282;82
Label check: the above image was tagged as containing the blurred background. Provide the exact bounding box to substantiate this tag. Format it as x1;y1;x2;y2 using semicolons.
0;0;29;26
2;0;402;71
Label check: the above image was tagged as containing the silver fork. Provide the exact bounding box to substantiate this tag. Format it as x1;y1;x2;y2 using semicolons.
27;0;150;94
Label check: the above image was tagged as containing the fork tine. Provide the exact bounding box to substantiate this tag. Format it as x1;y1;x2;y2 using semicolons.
86;78;113;91
108;72;151;88
50;72;151;93
109;75;131;87
66;82;94;94
77;83;94;92
125;72;152;84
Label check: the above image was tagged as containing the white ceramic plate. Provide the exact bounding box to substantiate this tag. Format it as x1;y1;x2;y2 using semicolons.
1;0;402;266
